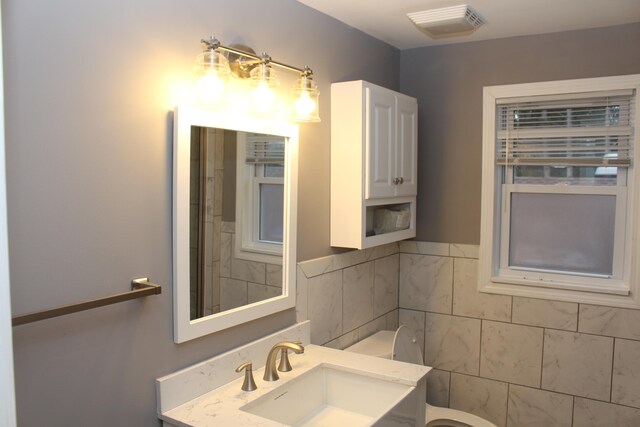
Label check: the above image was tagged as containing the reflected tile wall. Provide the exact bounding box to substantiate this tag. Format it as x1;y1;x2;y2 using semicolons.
217;222;281;314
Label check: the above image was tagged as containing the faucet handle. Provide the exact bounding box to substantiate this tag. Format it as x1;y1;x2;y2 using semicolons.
277;341;302;372
235;362;257;392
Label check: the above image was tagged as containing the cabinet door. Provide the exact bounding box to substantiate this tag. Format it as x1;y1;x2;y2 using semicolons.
365;86;396;199
396;96;418;196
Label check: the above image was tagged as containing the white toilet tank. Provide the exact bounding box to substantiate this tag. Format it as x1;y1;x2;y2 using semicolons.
345;325;423;365
344;330;396;358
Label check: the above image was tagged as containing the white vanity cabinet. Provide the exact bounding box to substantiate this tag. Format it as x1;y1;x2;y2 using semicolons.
331;80;418;249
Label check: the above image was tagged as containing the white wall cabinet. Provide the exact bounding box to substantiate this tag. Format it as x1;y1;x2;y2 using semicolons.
331;80;418;249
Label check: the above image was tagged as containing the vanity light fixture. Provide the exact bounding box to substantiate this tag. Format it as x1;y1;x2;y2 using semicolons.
292;66;320;122
195;37;321;122
249;54;279;113
193;41;230;105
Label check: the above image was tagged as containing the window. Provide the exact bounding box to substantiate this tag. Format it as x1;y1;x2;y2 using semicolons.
235;133;285;264
479;75;640;308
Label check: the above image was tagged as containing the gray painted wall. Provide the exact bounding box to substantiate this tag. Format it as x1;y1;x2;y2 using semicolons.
401;23;640;244
3;1;398;425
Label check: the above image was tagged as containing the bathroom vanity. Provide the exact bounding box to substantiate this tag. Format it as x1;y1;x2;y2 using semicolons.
157;322;430;427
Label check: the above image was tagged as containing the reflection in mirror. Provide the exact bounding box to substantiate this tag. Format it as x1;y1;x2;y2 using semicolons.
189;126;285;320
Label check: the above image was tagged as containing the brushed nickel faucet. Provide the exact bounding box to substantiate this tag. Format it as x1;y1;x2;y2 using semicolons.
263;341;305;381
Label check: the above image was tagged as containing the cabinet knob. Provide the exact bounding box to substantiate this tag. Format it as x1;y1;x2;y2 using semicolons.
393;177;400;185
399;177;404;184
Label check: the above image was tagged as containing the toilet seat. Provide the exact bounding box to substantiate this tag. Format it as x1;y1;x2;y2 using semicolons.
426;404;497;427
345;327;498;427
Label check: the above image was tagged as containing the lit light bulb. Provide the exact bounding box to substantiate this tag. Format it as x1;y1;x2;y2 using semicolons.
252;80;276;112
197;71;225;105
294;90;316;116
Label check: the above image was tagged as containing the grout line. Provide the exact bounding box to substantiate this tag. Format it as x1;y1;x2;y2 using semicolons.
395;252;400;316
422;308;427;365
478;319;483;376
447;369;452;408
505;382;511;426
594;398;640;411
371;259;377;322
540;327;546;388
510;295;514;322
451;257;456;315
610;338;616;403
340;268;345;337
570;395;575;427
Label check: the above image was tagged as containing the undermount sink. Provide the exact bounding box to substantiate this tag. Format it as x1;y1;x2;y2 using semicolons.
240;363;414;427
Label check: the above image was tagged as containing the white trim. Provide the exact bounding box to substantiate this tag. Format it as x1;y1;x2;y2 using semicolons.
479;74;640;308
0;4;17;423
173;106;298;343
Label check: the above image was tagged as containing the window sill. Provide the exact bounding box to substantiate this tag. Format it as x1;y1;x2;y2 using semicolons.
480;278;640;309
234;245;283;265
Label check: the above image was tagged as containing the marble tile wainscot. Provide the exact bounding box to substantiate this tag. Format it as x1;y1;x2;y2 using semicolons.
296;243;400;347
397;241;640;427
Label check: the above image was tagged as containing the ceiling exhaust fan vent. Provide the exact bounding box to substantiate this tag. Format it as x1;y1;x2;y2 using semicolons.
407;4;485;39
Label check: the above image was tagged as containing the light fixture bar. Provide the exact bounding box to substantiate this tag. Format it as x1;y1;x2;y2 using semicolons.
202;37;306;74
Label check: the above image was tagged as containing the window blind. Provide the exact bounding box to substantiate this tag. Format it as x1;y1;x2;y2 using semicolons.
245;134;285;164
496;90;635;167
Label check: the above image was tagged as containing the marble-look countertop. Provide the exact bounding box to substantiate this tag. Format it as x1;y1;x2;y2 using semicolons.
159;344;431;427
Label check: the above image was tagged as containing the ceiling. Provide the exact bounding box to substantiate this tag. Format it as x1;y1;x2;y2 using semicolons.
297;0;640;49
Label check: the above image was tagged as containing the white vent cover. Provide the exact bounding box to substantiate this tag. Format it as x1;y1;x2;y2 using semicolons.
407;4;484;39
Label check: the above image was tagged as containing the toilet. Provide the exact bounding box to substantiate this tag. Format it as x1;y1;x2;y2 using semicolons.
345;325;498;427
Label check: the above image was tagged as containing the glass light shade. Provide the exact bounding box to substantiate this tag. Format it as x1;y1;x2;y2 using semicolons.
250;64;279;113
291;74;320;122
193;49;230;105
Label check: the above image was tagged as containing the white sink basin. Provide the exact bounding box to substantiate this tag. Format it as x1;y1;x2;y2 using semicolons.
240;363;413;427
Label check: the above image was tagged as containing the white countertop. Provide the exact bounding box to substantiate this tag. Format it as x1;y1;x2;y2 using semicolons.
159;344;431;427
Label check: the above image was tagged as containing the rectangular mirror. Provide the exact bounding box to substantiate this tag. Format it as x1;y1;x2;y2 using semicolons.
173;107;298;343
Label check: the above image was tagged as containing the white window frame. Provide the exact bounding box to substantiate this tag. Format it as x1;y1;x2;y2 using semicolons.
479;74;640;308
235;132;283;265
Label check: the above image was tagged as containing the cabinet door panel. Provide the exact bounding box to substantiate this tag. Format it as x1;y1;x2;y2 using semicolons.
366;87;396;199
396;97;418;196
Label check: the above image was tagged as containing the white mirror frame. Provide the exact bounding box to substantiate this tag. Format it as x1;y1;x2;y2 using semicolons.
173;106;298;343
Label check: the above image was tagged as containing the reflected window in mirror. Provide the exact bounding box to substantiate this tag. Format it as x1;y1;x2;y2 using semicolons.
237;133;285;264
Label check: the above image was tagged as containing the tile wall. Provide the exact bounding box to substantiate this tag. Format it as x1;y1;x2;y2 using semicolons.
398;241;640;427
296;243;400;348
298;240;640;426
